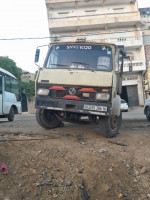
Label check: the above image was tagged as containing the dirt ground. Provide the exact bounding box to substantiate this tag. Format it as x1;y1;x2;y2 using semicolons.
0;108;150;200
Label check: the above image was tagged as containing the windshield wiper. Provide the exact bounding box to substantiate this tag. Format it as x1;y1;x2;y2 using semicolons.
71;62;95;72
51;64;68;67
72;62;89;66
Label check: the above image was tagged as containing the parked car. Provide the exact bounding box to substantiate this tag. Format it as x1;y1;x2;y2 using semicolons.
144;96;150;120
121;99;128;112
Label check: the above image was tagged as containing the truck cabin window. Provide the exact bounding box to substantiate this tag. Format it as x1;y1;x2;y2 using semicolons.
46;44;112;71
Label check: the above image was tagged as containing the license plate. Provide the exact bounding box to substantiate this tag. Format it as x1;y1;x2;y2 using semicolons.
83;104;107;112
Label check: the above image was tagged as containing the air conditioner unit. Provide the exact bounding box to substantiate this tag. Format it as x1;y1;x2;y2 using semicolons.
144;80;148;85
144;84;149;91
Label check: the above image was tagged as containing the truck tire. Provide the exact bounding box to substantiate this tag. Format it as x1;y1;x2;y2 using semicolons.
36;109;48;129
145;106;150;121
36;109;62;129
8;107;15;122
100;112;122;138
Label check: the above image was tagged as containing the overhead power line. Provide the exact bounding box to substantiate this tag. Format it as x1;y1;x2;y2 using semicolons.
0;28;149;41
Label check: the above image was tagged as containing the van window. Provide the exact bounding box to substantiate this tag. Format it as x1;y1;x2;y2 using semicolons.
5;76;11;92
11;79;20;100
5;76;20;101
0;76;2;94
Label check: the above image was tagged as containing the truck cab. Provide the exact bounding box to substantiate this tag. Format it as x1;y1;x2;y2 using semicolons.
35;42;127;137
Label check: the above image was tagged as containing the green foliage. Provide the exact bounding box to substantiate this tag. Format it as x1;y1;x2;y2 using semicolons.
20;81;35;101
0;56;35;100
0;56;22;81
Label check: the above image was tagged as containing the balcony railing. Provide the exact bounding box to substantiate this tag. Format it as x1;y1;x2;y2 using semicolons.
123;61;146;72
98;36;143;48
49;12;141;32
46;0;135;6
50;34;143;49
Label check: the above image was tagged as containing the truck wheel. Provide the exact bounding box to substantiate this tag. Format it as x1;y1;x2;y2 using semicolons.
145;106;150;121
100;112;122;138
8;107;15;122
36;109;48;129
36;109;62;129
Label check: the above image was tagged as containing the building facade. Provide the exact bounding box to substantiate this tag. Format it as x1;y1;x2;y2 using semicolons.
21;71;35;82
140;7;150;99
45;0;146;106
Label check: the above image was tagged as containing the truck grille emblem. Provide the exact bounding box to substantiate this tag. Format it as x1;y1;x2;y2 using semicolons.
69;88;76;95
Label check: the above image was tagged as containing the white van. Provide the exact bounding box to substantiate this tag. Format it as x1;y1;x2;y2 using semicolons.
0;67;26;121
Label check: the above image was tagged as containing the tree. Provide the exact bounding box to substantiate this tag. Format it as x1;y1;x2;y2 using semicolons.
0;56;22;81
20;81;35;101
0;56;35;100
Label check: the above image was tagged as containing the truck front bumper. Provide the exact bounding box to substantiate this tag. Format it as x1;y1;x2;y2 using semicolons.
35;97;111;116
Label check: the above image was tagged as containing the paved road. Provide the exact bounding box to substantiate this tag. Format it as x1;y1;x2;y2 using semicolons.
0;107;147;135
122;107;145;120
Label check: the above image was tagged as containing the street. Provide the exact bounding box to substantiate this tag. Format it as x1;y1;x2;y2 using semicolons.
0;107;150;200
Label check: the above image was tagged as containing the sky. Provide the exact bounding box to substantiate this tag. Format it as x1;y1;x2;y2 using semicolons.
0;0;150;73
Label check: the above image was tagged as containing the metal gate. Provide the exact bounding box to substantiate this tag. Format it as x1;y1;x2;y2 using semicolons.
127;85;139;107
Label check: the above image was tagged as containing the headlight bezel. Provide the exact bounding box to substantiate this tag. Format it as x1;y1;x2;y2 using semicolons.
96;93;110;101
37;88;49;96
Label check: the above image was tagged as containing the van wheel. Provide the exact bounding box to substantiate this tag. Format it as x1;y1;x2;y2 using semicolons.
36;109;62;129
8;107;15;122
100;112;122;138
145;106;150;121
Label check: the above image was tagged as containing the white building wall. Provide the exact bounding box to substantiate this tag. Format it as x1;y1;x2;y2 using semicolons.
45;0;146;106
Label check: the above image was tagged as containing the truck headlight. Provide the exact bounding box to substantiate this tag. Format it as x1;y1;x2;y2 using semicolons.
96;93;110;101
37;88;49;96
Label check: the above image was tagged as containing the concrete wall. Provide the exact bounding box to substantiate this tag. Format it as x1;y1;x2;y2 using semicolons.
27;98;36;114
46;0;146;105
21;73;35;82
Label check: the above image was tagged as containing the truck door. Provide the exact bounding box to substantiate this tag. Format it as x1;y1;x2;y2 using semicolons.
0;75;2;115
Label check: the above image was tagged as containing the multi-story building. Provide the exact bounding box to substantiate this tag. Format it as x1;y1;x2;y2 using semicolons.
21;71;35;82
140;7;150;98
45;0;146;106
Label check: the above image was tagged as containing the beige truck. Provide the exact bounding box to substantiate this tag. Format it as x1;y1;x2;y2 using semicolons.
34;41;129;137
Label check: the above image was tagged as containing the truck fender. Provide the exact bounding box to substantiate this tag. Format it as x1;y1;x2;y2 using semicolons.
112;95;121;116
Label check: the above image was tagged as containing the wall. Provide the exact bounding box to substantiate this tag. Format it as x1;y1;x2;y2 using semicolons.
27;98;36;114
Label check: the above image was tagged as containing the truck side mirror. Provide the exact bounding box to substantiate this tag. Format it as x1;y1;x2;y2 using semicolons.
119;48;127;57
35;49;40;63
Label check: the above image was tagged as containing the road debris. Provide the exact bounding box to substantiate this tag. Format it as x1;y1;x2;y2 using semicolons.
108;141;127;146
80;180;89;200
140;166;147;174
99;149;107;153
118;193;123;198
65;180;72;186
0;163;8;175
0;137;6;142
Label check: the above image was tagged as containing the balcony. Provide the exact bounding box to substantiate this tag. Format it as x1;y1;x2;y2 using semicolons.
99;36;143;49
51;34;143;49
123;61;146;72
46;0;136;7
49;12;141;34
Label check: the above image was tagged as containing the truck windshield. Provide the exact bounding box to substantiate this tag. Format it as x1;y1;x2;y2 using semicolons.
46;44;112;71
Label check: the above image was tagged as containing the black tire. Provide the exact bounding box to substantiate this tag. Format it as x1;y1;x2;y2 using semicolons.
36;109;48;129
8;107;15;122
100;112;122;138
36;109;62;129
145;106;150;121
